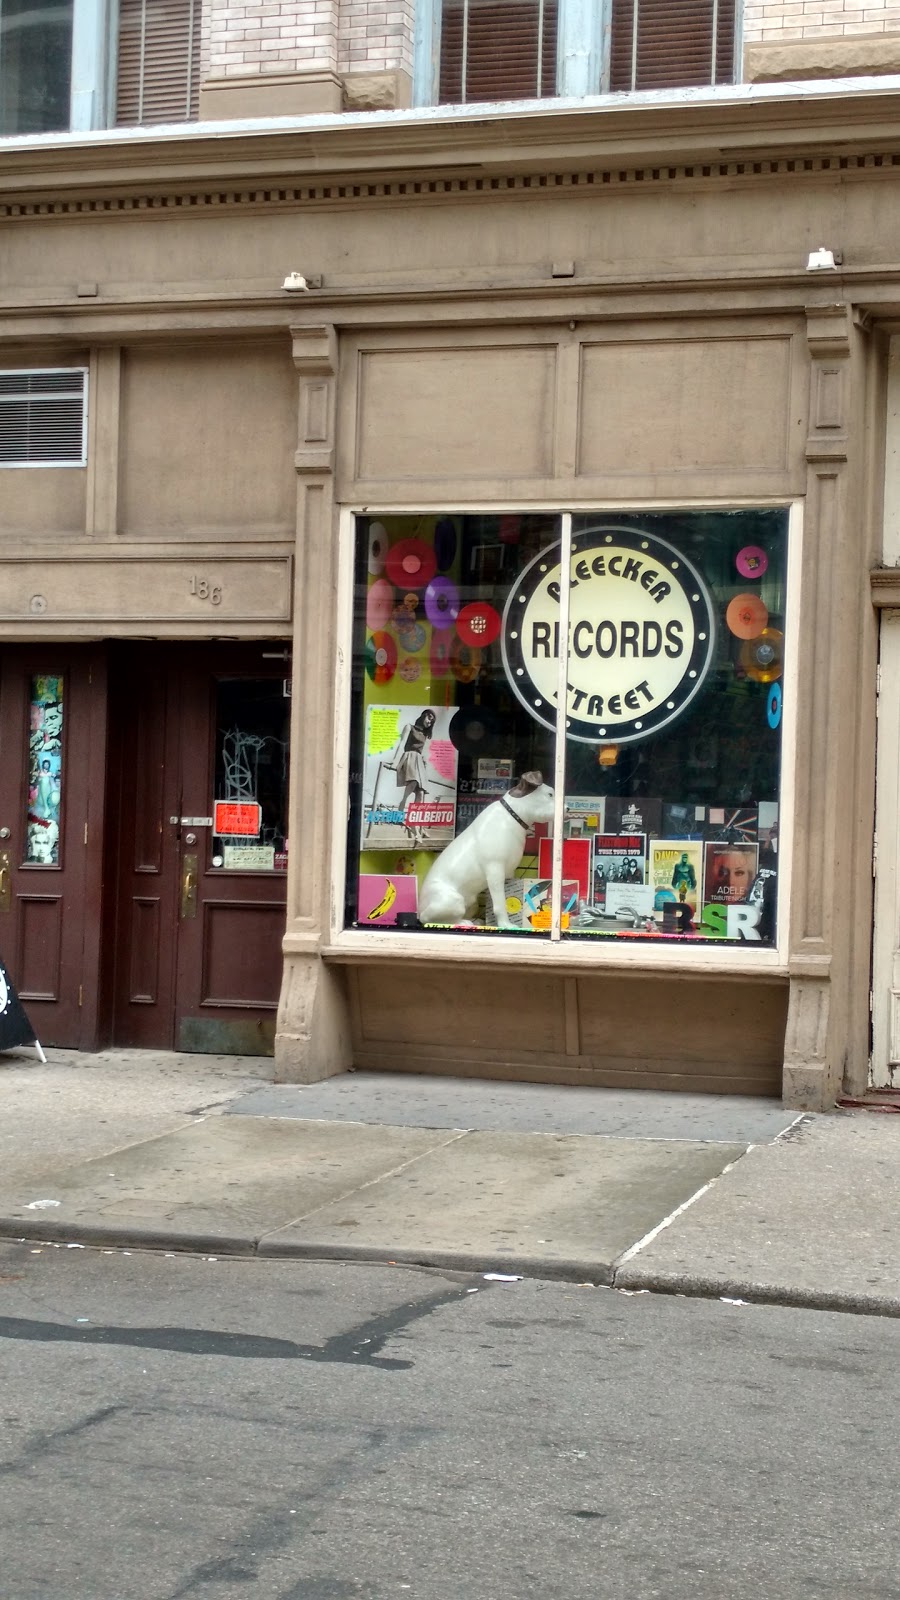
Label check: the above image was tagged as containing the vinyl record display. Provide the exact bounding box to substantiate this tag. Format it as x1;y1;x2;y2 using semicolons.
365;630;397;684
735;545;768;580
456;601;501;648
424;576;460;630
367;521;388;576
385;538;436;590
766;680;783;727
450;636;482;684
396;621;426;653
739;628;784;683
726;593;769;640
429;631;452;679
366;577;394;631
434;517;457;572
398;657;421;683
448;704;498;754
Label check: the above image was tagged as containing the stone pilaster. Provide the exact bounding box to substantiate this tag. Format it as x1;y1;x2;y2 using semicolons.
275;324;352;1083
783;302;876;1107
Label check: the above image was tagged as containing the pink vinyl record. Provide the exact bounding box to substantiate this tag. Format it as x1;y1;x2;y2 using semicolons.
366;577;394;631
736;545;768;580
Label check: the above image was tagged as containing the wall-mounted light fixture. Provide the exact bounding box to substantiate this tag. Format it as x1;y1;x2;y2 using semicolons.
806;247;841;272
282;272;310;292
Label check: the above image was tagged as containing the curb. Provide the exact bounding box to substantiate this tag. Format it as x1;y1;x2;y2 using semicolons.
4;1214;900;1317
610;1266;900;1319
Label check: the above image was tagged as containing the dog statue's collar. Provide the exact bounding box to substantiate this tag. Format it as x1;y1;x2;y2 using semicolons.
499;794;528;830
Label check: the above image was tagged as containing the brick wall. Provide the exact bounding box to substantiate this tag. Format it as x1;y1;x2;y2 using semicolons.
744;0;900;44
205;0;341;78
337;0;415;76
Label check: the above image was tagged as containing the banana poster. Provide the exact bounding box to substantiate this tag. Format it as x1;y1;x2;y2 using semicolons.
357;872;419;927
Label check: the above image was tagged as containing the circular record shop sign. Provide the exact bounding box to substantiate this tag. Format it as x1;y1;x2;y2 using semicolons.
501;526;716;745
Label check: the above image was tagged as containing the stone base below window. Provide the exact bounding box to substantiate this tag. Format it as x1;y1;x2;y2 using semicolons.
199;70;343;121
342;69;413;112
744;32;900;84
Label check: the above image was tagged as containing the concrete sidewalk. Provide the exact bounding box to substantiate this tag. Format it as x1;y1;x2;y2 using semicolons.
1;1046;898;1315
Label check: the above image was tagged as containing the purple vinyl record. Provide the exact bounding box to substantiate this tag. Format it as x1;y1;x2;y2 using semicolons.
736;545;768;580
424;576;460;630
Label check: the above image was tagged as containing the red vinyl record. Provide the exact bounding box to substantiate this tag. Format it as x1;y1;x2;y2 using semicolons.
385;539;436;590
365;630;397;685
456;601;501;648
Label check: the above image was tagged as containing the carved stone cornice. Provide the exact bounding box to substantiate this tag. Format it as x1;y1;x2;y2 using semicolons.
6;147;900;222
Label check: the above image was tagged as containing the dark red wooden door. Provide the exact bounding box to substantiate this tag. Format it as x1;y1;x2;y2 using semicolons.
110;644;288;1053
0;646;106;1048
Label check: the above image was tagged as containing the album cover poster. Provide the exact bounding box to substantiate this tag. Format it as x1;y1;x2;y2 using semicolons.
361;704;458;852
483;877;531;929
704;806;758;844
521;879;580;928
537;837;593;904
649;839;702;917
564;796;606;838
758;801;779;855
661;802;705;840
703;842;759;907
604;797;663;837
591;835;646;909
357;872;419;927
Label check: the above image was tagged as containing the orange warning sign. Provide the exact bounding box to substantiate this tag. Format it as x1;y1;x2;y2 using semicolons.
214;801;261;836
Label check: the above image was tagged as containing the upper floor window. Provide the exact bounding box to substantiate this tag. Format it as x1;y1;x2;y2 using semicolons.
433;0;737;105
0;0;200;136
0;369;88;468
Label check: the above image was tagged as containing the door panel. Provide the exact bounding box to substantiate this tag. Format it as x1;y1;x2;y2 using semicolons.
0;647;104;1048
110;644;288;1053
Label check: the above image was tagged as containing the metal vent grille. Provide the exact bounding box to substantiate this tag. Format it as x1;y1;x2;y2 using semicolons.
0;368;88;467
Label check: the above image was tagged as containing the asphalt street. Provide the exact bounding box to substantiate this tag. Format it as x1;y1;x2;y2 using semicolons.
0;1242;895;1600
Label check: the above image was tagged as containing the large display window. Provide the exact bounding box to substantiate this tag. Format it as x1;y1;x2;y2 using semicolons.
345;509;787;948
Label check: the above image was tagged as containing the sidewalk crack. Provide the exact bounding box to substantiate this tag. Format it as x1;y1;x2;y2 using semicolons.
254;1128;471;1244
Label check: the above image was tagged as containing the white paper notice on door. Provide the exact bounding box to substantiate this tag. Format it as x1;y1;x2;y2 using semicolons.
222;845;275;870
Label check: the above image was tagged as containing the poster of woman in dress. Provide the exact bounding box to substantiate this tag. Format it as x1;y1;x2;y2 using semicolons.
361;704;458;851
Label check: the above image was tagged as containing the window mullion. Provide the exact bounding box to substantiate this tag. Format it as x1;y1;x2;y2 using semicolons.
70;0;110;129
550;513;573;941
557;0;605;99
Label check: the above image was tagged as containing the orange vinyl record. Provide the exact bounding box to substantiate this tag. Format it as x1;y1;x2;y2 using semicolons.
739;627;784;683
720;592;762;640
450;636;482;685
365;630;398;685
726;594;769;640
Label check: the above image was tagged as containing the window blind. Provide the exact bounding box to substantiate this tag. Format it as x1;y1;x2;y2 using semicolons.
609;0;736;93
439;0;558;105
115;0;201;126
0;370;87;467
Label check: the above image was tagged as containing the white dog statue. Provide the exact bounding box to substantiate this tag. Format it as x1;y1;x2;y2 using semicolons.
419;770;555;928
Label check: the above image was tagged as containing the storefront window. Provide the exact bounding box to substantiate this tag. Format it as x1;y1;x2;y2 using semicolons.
211;678;289;871
25;674;63;866
346;509;787;947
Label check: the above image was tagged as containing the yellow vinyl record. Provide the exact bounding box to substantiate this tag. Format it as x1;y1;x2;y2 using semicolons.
739;627;784;683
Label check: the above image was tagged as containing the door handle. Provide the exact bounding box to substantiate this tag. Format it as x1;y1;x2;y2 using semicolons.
181;853;198;920
0;852;10;913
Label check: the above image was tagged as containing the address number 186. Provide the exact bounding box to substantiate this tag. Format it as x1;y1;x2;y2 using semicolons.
189;574;223;606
